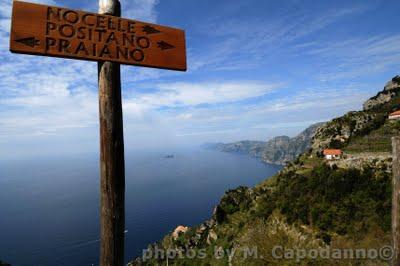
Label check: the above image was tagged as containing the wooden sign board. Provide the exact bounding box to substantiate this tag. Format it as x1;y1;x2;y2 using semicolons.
10;1;187;71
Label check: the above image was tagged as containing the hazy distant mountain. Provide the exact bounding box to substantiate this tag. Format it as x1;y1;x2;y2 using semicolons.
207;122;325;165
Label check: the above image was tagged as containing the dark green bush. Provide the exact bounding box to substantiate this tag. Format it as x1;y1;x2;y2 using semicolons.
271;163;391;235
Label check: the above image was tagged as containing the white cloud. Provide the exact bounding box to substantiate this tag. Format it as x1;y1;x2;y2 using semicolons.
175;128;240;137
300;34;400;81
252;120;325;129
176;113;193;120
121;0;159;22
0;51;99;139
148;81;373;143
125;81;282;108
0;70;283;140
254;86;370;114
0;75;98;138
190;5;371;72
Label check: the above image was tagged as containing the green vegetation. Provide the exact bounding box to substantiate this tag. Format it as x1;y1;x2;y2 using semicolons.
345;120;400;153
130;77;400;266
134;159;391;265
270;162;391;236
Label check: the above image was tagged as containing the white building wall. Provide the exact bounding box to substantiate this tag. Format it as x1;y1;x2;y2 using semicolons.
325;154;341;160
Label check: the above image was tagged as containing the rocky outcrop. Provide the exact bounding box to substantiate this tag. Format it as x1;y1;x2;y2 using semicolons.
172;226;189;240
363;75;400;111
210;122;324;165
214;186;254;223
311;111;378;152
312;75;400;153
327;152;392;172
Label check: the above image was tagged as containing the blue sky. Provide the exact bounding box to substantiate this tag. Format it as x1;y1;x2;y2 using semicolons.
1;0;400;158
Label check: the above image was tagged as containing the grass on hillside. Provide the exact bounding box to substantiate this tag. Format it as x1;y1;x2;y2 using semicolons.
345;120;400;153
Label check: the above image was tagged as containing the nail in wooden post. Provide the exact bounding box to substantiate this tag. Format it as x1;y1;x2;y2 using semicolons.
98;1;125;266
392;137;400;266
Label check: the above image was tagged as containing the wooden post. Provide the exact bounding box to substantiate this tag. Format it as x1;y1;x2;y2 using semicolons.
98;1;125;266
392;137;400;266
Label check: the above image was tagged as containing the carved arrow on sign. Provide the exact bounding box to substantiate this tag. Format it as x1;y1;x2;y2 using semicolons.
15;37;40;48
157;41;175;50
143;25;161;34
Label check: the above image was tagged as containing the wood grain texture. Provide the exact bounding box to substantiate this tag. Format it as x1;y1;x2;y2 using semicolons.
392;137;400;266
10;1;186;71
98;1;125;266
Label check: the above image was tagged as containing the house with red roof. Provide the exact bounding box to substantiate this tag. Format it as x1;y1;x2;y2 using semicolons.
323;149;342;160
389;110;400;120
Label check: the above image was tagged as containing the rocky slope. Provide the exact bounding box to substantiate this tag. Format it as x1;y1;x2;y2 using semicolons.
311;75;400;153
209;122;324;165
363;75;400;110
129;75;400;266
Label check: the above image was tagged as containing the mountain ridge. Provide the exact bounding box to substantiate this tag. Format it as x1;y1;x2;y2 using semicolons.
207;122;325;165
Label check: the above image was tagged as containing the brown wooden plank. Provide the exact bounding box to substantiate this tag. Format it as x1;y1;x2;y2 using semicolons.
392;136;400;266
98;1;125;265
10;1;186;71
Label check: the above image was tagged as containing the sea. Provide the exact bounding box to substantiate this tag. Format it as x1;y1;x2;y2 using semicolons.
0;147;281;265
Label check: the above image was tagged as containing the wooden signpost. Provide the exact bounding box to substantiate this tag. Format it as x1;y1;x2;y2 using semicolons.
392;137;400;266
10;1;186;71
9;1;187;265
